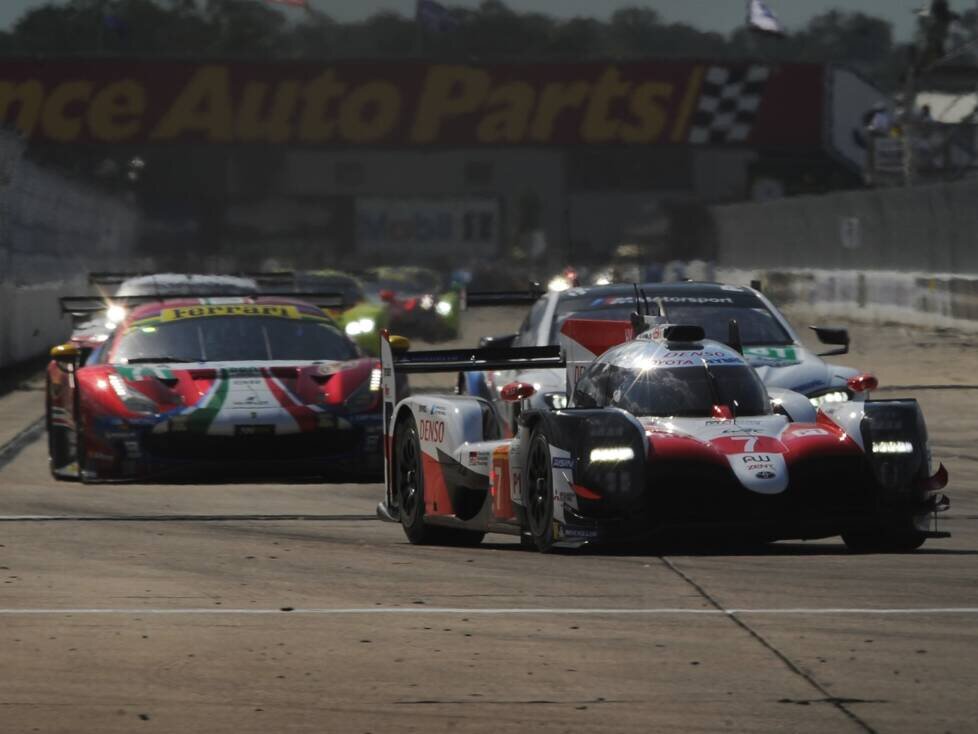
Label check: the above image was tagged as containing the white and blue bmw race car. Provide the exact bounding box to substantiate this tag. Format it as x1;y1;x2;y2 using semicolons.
461;281;873;434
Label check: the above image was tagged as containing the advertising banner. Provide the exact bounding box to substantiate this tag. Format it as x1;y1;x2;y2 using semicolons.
0;59;823;148
356;197;499;258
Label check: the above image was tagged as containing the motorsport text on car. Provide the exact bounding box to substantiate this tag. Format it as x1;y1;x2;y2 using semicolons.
47;295;384;482
461;281;868;433
376;318;949;553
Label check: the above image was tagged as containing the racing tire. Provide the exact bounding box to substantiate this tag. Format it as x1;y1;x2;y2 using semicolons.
524;429;556;553
842;522;927;554
46;373;79;482
394;415;484;547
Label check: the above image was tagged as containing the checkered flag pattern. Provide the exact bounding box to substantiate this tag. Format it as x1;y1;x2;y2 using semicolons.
688;65;771;144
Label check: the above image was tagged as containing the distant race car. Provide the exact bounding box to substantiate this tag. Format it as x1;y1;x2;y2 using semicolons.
287;270;390;356
68;272;261;347
47;295;384;482
376;318;950;553
362;266;461;341
461;282;870;434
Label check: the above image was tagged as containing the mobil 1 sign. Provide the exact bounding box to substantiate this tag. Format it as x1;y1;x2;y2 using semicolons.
356;198;499;257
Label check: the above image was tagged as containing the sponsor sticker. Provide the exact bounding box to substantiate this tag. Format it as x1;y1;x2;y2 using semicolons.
756;471;776;479
161;304;301;321
552;456;574;469
418;418;445;443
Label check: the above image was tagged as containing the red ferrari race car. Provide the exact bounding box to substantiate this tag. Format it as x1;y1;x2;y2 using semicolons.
375;315;950;552
46;296;384;482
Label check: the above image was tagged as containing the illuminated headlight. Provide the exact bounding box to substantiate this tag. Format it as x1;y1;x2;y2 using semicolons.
809;390;849;408
106;304;127;324
420;295;435;311
107;373;157;414
544;393;568;410
589;446;635;463
345;317;376;337
369;367;382;392
435;300;452;317
872;440;914;454
548;276;571;292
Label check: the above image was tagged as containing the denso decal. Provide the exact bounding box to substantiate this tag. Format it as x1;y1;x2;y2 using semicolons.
160;304;301;321
418;418;445;443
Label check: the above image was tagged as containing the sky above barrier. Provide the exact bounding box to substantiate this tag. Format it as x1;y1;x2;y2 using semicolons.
0;1;929;40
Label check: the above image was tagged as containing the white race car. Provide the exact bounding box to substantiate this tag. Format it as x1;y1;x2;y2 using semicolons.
378;318;949;552
462;282;871;434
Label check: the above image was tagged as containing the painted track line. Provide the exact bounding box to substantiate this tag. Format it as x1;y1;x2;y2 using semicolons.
0;416;45;472
0;514;376;522
0;607;977;616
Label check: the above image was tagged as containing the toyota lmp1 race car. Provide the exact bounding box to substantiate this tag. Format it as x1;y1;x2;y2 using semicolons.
461;281;870;435
376;315;950;553
46;296;384;482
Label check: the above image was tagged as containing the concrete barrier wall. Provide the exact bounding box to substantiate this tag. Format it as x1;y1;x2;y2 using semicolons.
711;179;978;275
0;132;141;368
675;261;978;332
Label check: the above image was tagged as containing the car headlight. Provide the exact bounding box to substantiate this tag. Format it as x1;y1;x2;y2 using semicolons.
548;276;571;292
543;393;568;410
346;317;376;337
589;446;635;463
106;304;127;324
809;389;850;408
107;373;157;414
420;295;435;311
435;300;452;317
872;440;914;454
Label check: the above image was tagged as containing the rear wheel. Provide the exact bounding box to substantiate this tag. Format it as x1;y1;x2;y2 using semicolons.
394;415;484;547
525;430;556;552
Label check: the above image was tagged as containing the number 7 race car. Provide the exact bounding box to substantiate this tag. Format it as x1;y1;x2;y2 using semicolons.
375;317;950;553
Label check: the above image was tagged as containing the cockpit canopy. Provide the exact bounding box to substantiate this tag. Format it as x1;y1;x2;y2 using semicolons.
571;339;771;418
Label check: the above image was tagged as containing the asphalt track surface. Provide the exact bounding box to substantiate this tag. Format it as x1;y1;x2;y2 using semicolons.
1;308;977;733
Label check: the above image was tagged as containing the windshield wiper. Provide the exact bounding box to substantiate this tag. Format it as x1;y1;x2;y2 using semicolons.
123;356;198;364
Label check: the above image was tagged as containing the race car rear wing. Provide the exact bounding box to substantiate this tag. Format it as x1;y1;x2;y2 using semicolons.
89;271;295;288
60;291;349;321
462;284;544;309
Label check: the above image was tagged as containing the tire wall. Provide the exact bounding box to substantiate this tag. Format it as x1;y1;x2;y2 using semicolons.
0;133;142;368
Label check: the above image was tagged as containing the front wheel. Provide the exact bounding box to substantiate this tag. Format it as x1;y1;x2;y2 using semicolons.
524;430;556;552
394;415;484;547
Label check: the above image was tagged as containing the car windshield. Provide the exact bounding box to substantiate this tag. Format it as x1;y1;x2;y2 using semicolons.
551;294;793;346
111;315;358;363
575;352;771;418
116;275;259;297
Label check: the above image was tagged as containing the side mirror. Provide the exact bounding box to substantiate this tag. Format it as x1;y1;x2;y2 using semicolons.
500;381;536;403
50;342;80;363
379;289;396;303
478;333;518;349
810;326;850;356
389;335;411;353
